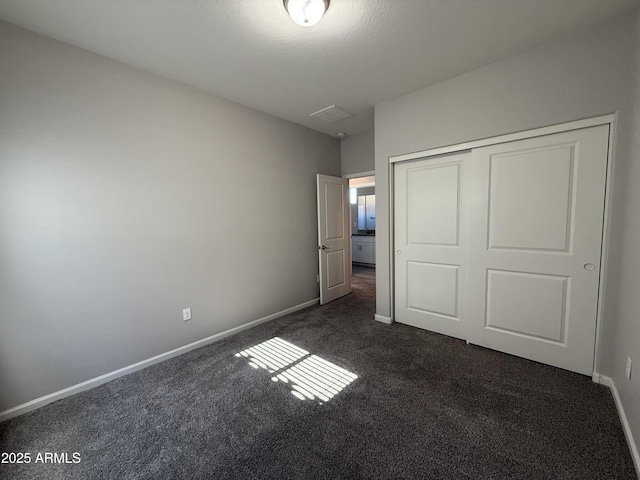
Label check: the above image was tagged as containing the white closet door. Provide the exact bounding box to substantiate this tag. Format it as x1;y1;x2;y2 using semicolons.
466;125;609;375
394;153;470;339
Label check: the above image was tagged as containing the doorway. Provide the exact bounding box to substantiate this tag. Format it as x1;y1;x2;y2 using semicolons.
347;174;376;283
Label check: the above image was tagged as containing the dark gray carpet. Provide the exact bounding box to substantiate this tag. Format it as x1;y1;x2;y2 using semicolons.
351;265;375;279
1;276;636;479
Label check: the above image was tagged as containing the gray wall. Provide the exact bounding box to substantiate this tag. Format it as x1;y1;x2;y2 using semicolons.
375;11;638;440
611;10;640;452
0;21;340;411
341;130;374;175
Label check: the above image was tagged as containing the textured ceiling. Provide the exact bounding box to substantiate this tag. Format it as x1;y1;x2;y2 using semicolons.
0;0;637;137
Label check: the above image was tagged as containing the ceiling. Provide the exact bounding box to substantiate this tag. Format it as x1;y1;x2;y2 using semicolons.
0;0;637;138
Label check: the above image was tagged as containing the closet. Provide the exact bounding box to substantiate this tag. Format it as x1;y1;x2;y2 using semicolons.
394;124;609;375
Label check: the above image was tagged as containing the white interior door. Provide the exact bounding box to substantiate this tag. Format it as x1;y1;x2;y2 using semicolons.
466;125;609;375
394;153;469;339
317;174;351;305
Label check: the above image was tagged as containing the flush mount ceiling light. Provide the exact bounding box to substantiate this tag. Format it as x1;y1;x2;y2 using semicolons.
284;0;330;27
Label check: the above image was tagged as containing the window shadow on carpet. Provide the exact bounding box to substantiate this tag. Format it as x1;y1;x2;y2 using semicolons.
235;337;358;404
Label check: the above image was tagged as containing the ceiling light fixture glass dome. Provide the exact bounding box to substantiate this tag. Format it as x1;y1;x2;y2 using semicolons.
284;0;330;27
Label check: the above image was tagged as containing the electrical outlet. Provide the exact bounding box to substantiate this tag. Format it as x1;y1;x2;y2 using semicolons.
183;308;192;322
626;357;632;380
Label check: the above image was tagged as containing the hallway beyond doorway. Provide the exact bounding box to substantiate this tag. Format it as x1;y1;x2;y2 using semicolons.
352;265;375;280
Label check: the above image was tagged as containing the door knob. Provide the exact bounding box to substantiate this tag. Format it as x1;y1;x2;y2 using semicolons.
584;263;595;271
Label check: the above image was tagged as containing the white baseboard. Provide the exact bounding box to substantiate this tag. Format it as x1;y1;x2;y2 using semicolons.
0;298;319;423
596;374;640;477
374;314;393;324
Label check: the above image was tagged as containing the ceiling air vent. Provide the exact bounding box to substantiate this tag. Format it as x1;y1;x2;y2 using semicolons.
310;105;354;123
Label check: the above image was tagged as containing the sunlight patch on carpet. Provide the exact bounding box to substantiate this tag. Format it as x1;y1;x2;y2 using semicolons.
235;337;308;372
235;337;358;403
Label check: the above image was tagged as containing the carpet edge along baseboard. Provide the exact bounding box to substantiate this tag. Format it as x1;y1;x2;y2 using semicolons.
597;375;640;478
0;297;320;422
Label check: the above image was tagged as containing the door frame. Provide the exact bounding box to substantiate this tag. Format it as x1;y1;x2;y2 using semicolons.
388;114;616;378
